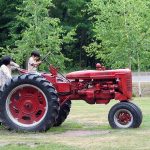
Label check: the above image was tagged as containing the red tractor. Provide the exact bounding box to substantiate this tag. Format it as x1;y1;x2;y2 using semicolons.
0;63;142;131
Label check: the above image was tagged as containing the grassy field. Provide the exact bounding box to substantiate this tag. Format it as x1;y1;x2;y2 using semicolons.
0;97;150;150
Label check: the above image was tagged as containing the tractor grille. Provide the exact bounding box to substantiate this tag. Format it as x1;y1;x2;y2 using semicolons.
126;74;132;92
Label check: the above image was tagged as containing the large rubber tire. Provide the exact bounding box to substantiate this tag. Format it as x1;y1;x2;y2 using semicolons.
54;100;71;126
128;102;143;127
0;74;60;132
108;102;142;129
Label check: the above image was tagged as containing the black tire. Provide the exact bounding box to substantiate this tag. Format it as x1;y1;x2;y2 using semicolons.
0;74;60;132
54;100;71;126
108;102;142;129
127;102;143;127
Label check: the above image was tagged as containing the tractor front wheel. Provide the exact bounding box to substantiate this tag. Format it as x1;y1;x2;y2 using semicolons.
108;102;142;129
0;74;60;132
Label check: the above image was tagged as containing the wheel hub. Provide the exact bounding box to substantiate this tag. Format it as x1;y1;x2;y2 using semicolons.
24;101;33;111
114;108;133;128
118;112;131;125
7;85;48;127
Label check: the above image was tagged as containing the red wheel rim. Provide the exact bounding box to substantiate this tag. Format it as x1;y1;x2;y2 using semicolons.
117;111;131;125
6;84;48;127
114;109;133;128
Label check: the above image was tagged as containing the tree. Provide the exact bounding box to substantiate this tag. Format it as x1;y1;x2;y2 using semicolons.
86;0;150;70
50;0;95;69
0;0;23;48
14;0;65;69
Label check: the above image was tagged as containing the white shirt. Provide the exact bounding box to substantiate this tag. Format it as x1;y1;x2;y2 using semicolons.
0;65;12;88
28;57;37;73
0;62;19;88
10;61;19;71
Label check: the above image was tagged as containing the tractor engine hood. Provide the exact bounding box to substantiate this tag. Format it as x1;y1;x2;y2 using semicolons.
66;69;131;80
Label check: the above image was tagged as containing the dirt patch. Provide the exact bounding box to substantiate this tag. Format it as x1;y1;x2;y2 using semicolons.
0;142;41;148
58;130;110;137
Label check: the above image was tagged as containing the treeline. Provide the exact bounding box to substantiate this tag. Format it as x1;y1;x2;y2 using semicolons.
0;0;150;71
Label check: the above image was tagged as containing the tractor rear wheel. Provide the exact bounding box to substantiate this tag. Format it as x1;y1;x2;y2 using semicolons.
54;100;71;126
0;74;60;132
108;102;142;129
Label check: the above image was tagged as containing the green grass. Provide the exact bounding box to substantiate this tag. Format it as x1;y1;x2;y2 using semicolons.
0;97;150;150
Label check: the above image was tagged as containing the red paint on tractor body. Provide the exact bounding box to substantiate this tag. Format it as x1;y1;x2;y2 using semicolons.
42;64;132;105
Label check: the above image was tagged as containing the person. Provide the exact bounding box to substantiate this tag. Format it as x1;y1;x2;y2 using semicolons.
0;56;19;90
27;51;42;73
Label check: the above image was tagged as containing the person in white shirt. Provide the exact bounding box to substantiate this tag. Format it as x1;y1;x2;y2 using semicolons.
0;56;19;90
27;51;41;73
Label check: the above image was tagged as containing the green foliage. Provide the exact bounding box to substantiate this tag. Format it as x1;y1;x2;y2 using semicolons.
14;0;65;69
0;0;22;47
86;0;150;70
0;47;7;57
51;0;94;69
0;0;150;71
0;47;16;59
